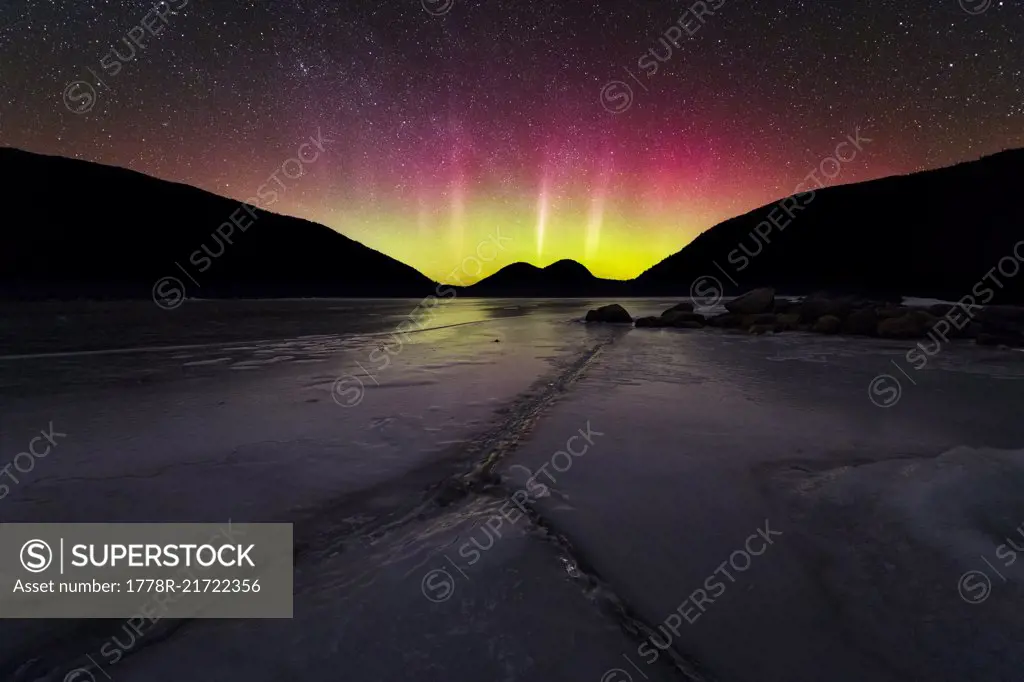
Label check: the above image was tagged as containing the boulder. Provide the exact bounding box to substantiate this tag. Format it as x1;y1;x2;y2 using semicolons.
876;306;911;319
706;313;745;329
939;305;974;335
775;313;801;331
585;304;632;323
725;288;775;315
773;299;798;314
977;332;1024;348
976;305;1024;334
910;309;939;329
661;301;694;316
976;305;1024;322
877;312;933;339
663;311;706;327
812;315;842;334
634;316;668;328
748;324;776;335
799;294;863;322
843;308;878;336
750;313;778;325
636;311;705;329
928;303;955;317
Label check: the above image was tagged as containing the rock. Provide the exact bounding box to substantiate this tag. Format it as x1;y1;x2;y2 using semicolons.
775;313;801;331
938;305;974;334
877;313;930;339
661;301;694;315
974;307;1024;345
799;294;860;322
843;308;878;336
977;305;1024;322
634;316;668;328
663;311;706;327
812;315;842;334
725;288;775;315
706;313;745;329
876;306;911;319
976;305;1024;334
435;479;469;507
750;313;778;325
637;311;705;329
927;306;976;338
748;324;777;335
731;313;776;328
977;332;1024;348
910;309;939;329
773;299;798;314
928;303;955;317
585;304;632;323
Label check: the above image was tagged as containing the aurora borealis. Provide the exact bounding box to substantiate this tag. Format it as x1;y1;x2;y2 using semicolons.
2;0;1022;283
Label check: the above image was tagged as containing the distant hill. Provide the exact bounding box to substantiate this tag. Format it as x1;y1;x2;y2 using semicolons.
635;148;1024;301
4;147;1024;302
464;259;627;297
0;148;435;300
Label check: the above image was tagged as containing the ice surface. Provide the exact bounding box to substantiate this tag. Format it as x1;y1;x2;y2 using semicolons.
1;298;1024;681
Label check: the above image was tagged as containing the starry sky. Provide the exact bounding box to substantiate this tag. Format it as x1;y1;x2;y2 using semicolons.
2;0;1022;283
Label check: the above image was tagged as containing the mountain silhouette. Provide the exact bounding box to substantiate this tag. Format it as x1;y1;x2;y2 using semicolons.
465;259;625;297
0;148;435;300
4;147;1024;302
634;148;1024;301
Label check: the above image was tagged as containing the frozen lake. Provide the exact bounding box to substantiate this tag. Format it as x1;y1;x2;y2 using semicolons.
2;298;1024;681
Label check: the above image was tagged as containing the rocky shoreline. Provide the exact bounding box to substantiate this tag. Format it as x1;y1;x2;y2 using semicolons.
584;288;1024;349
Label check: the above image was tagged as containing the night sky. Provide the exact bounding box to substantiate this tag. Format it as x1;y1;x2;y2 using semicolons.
2;0;1022;282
